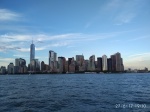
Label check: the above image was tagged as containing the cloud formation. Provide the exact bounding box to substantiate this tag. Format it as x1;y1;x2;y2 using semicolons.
0;31;124;52
0;9;21;21
100;0;144;25
124;52;150;69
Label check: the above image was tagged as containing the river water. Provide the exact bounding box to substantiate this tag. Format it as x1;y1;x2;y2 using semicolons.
0;73;150;112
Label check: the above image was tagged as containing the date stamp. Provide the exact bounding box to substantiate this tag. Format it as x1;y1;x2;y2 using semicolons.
115;103;146;109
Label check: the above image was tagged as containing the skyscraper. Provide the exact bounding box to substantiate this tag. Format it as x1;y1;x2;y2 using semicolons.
68;57;75;73
89;55;95;71
120;58;124;72
30;40;35;63
49;50;57;72
76;55;84;72
111;55;116;72
111;52;124;72
97;57;102;71
15;58;26;73
30;59;40;72
102;55;107;71
107;58;112;72
58;57;66;73
41;61;45;72
115;52;121;72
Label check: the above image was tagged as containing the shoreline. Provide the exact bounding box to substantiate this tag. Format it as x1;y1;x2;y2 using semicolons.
0;72;150;75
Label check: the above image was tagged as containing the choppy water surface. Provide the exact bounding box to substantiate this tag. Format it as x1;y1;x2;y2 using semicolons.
0;73;150;112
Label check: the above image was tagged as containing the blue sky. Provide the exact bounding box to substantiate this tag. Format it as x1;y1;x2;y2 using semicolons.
0;0;150;69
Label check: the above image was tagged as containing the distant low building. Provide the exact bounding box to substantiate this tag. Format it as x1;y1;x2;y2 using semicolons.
0;66;6;74
7;63;14;74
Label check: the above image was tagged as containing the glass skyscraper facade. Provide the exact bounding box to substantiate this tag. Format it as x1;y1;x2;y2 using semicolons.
30;41;35;63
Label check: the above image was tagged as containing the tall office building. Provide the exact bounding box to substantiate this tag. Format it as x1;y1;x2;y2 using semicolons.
41;61;45;72
30;59;40;72
49;50;57;72
120;58;124;72
89;55;95;71
115;52;121;72
58;57;66;73
111;55;116;72
76;55;84;66
76;55;84;72
102;55;107;71
15;58;26;73
30;40;35;63
111;52;124;72
68;57;75;73
97;57;102;71
15;58;26;67
107;58;112;72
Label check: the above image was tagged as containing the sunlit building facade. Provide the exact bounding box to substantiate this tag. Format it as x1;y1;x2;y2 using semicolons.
102;55;107;71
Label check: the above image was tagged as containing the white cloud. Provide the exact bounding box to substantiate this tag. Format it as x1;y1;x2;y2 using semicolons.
124;52;150;69
13;54;29;58
128;52;150;57
128;35;150;41
100;0;144;25
0;32;118;52
0;30;133;53
0;9;21;21
17;48;30;52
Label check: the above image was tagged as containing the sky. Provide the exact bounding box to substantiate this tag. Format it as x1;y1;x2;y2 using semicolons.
0;0;150;70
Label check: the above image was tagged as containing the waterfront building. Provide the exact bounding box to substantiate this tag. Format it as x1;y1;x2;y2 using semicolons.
41;61;45;72
97;57;102;72
115;52;122;72
65;61;68;72
107;58;112;72
68;57;75;73
30;40;35;63
30;59;40;72
15;58;26;73
111;55;116;72
45;64;50;72
76;55;84;72
7;63;14;74
58;57;66;73
76;55;84;65
49;50;57;72
89;55;95;71
0;66;6;74
14;66;19;74
102;55;107;71
83;60;88;71
69;64;75;73
120;58;124;72
15;58;26;67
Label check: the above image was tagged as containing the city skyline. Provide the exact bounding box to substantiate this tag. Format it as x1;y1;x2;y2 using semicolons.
0;0;150;69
